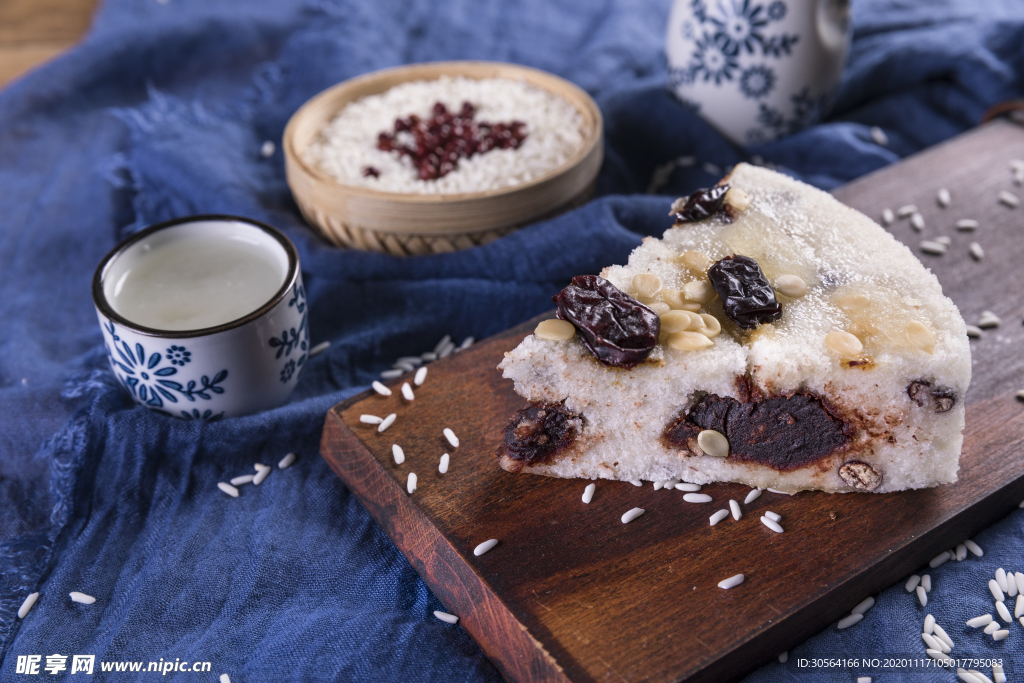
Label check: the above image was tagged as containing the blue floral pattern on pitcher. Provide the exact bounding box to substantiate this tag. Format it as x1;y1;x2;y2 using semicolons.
666;0;847;144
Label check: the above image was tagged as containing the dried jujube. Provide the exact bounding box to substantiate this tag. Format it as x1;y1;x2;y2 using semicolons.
707;255;782;329
554;275;660;368
672;185;730;223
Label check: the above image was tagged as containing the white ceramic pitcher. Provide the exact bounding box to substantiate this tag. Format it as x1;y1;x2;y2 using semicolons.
665;0;851;145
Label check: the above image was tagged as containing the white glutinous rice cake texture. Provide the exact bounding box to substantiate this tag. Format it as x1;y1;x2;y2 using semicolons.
498;164;970;493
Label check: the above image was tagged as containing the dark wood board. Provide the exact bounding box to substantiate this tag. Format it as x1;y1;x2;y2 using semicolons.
320;119;1024;683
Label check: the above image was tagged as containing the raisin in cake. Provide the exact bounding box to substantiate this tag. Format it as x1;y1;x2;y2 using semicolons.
497;163;970;493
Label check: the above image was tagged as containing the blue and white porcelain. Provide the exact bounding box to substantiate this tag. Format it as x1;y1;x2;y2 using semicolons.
92;215;307;420
665;0;851;145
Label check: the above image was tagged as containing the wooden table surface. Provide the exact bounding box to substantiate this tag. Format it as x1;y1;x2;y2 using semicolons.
0;0;97;89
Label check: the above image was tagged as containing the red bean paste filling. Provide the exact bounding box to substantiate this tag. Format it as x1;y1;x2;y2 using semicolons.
554;275;660;369
500;403;580;466
663;392;853;471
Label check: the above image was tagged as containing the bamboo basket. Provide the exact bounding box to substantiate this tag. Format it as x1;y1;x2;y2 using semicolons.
283;61;603;256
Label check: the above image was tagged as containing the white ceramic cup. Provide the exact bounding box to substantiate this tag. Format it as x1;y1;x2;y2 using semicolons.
92;215;308;420
665;0;851;145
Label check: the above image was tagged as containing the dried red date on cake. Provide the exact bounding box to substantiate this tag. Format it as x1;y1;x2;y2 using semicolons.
672;185;730;224
499;403;580;468
707;255;782;329
664;392;853;471
554;275;660;368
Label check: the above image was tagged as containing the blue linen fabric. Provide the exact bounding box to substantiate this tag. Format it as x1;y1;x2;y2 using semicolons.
1;0;1023;680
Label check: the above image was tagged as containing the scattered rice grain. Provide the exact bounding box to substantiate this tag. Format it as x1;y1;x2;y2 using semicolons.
924;614;935;634
935;235;951;246
998;190;1020;208
278;453;296;469
744;488;762;504
421;351;437;361
717;573;744;589
230;474;254;486
582;483;595;504
676;483;702;492
17;592;39;619
760;516;783;533
995;568;1009;593
217;482;239;498
220;674;231;683
984;621;1001;634
766;488;793;495
970;242;984;260
434;610;459;624
870;126;888;146
933;623;953;649
434;335;452;354
956;219;979;231
964;539;984;557
955;543;967;560
378;413;397;432
922;574;932;592
911;213;926;231
837;613;863;629
929;551;951;568
443;428;459;448
995;599;1011;622
906;575;921;592
629;479;642;487
308;340;330;357
897;204;918;218
967;614;993;628
392;444;405;465
778;651;788;663
1016;594;1024;618
393;359;416;372
920;240;946;255
439;453;449;474
881;208;894;225
917;585;928;607
764;511;781;523
414;366;428;386
458;336;475;350
360;414;383;424
621;507;646;524
253;465;271;485
683;493;712;503
729;499;741;520
937;188;951;207
992;629;1009;641
401;382;415;401
710;509;729;526
69;592;95;605
380;369;403;379
852;596;875;615
372;381;392;396
407;472;417;494
922;632;942;651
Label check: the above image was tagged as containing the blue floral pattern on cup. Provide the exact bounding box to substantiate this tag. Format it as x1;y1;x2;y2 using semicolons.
103;320;229;409
268;281;309;384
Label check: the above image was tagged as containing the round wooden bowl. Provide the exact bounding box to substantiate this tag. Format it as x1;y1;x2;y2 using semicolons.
283;61;603;256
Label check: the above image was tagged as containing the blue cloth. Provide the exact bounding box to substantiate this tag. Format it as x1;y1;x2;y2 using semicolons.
1;0;1023;680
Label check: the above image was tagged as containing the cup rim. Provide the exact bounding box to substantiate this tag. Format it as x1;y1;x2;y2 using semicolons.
92;214;300;339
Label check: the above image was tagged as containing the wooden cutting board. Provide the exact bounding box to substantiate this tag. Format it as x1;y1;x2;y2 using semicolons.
320;119;1024;683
